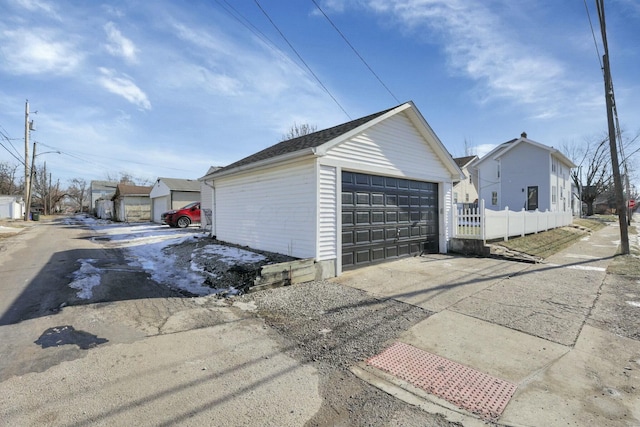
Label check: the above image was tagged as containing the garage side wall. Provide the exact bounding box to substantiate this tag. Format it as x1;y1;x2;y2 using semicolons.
214;159;317;259
318;164;337;261
200;181;213;231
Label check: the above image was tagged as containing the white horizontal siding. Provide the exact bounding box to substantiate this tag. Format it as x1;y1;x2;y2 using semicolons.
324;113;451;181
317;165;337;261
215;159;317;258
200;181;213;230
149;181;170;198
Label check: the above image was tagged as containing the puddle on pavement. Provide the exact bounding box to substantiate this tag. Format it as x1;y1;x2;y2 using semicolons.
35;325;108;350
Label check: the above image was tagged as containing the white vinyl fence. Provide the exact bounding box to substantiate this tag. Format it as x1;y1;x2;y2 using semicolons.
454;199;573;241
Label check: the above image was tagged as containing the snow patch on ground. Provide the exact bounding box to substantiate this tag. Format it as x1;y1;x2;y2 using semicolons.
67;215;270;297
68;259;101;299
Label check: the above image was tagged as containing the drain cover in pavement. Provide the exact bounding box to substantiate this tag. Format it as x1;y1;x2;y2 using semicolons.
367;342;517;420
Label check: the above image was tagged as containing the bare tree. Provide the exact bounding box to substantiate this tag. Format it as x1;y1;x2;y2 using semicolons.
0;161;19;195
67;178;89;212
281;123;318;141
31;163;65;215
104;172;151;186
566;129;640;216
568;136;610;216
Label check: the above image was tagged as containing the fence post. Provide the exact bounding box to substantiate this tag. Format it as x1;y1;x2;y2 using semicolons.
504;206;509;241
521;207;526;237
480;199;485;243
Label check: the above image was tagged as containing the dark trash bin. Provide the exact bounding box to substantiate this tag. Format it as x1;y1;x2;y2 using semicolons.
32;212;40;221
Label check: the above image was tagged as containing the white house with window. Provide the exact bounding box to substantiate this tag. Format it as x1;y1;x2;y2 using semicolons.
453;155;478;208
471;133;576;212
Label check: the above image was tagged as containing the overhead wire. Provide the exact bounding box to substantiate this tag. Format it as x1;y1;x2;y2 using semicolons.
583;0;603;70
36;141;192;172
252;0;351;119
0;124;24;160
310;0;400;104
593;0;629;189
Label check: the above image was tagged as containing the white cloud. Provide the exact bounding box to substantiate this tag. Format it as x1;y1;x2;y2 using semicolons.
104;22;138;63
0;28;81;75
163;64;243;96
362;1;573;117
97;68;151;110
474;143;497;158
12;0;60;19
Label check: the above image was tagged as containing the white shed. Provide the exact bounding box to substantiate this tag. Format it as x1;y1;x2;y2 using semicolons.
150;178;201;223
0;195;24;219
199;102;463;278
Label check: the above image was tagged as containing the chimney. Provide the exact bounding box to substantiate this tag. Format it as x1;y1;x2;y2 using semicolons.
521;132;527;138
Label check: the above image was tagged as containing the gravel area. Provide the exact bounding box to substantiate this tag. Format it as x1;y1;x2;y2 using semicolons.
167;237;468;425
242;281;463;427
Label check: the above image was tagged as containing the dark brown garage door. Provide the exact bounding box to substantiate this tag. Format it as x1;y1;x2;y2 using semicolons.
342;171;439;269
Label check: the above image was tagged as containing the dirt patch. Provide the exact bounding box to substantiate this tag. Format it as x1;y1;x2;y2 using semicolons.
167;236;297;294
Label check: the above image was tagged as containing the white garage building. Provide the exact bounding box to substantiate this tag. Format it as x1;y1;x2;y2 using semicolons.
199;102;463;278
150;178;201;224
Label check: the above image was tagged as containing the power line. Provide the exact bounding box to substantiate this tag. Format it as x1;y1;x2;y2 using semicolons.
36;141;192;172
252;0;351;119
583;0;603;70
310;0;400;104
216;0;278;51
0;125;24;160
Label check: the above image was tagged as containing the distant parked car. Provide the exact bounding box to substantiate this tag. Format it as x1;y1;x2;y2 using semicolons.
161;202;201;228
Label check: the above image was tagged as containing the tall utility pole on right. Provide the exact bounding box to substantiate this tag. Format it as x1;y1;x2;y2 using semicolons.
596;0;630;254
24;100;30;221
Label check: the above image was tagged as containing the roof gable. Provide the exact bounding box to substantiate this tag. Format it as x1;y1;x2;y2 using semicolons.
212;106;396;175
209;102;462;180
157;177;200;192
473;136;576;169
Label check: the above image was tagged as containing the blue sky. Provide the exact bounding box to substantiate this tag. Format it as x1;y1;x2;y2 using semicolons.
1;0;639;187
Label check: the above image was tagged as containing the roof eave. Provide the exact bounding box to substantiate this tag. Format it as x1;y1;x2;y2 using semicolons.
205;148;316;180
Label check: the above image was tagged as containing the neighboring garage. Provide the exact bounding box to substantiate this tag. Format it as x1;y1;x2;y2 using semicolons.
199;102;463;278
150;178;201;223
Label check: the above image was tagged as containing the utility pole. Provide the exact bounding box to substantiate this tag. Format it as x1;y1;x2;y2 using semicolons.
24;100;30;221
597;0;629;254
25;142;36;221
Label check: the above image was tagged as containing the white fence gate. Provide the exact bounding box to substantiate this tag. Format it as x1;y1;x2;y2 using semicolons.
454;199;573;241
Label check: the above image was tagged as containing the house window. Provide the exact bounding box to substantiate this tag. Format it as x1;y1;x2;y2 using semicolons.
454;192;458;204
527;186;538;210
465;193;469;202
497;165;500;178
552;185;557;204
469;175;472;184
491;191;498;206
552;162;556;173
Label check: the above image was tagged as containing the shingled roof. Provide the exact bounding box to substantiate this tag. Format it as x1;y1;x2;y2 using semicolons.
453;155;477;168
157;178;200;192
113;184;152;198
214;106;397;175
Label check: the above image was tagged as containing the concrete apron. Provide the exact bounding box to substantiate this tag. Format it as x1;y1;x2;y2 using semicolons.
339;224;640;426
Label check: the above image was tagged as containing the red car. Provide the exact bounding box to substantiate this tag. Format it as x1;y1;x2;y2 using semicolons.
161;202;201;228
